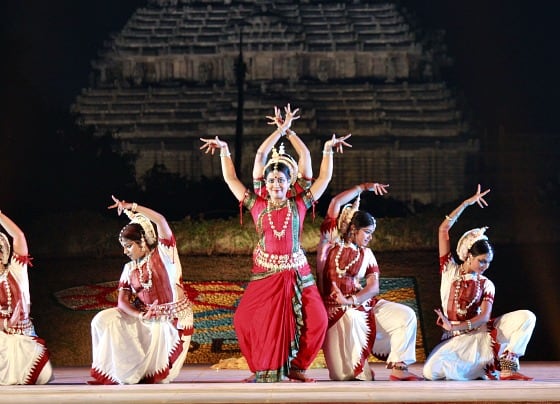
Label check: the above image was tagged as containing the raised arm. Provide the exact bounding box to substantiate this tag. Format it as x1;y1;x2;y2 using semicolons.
326;182;389;219
317;181;388;280
285;129;312;180
253;104;301;179
438;184;491;257
309;133;352;200
0;210;27;257
200;136;247;201
108;196;173;240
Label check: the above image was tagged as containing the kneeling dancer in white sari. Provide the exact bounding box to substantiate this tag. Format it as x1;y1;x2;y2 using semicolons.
90;197;193;384
317;183;422;381
423;185;535;381
0;210;53;385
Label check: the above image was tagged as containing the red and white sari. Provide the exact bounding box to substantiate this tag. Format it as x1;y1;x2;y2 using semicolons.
318;216;418;381
423;253;536;380
0;253;52;385
90;236;193;384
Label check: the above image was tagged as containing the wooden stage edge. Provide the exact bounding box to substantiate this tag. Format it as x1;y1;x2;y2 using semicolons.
2;362;560;403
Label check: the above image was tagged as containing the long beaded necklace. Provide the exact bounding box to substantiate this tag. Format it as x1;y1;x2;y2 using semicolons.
267;199;291;239
135;251;153;290
0;268;12;316
334;241;362;278
453;268;481;316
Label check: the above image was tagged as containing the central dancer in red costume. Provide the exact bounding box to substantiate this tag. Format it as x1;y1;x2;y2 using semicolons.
200;104;351;383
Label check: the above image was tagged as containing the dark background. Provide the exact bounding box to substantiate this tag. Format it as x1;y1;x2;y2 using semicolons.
2;1;559;214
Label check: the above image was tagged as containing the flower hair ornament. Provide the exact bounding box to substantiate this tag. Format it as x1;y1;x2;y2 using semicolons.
337;193;361;238
122;209;158;246
456;227;489;261
0;232;10;265
262;143;298;185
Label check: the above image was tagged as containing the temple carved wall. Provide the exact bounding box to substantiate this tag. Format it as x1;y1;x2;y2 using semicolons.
72;0;476;206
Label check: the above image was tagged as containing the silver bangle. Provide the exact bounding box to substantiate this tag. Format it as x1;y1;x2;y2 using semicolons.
220;150;231;157
322;150;334;155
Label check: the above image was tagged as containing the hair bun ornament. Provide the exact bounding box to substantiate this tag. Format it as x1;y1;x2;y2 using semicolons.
262;143;298;185
456;226;489;261
0;232;10;265
123;209;157;246
337;193;361;237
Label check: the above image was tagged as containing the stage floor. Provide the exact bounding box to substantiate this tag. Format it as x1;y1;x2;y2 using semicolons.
2;362;559;403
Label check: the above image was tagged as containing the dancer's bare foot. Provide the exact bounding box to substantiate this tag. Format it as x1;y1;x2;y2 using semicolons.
500;371;533;381
242;374;257;383
388;363;423;381
287;368;316;383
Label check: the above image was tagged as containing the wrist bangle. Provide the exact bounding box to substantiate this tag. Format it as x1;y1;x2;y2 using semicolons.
220;150;231;157
131;202;138;212
467;319;472;331
322;150;334;155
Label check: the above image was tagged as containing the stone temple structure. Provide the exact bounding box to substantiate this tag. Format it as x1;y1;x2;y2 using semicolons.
72;0;478;206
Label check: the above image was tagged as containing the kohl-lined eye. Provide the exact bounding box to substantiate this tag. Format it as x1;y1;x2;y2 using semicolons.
267;177;287;184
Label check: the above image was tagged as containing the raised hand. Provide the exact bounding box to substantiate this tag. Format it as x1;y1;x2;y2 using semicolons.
465;184;491;209
326;133;352;154
108;195;125;216
265;106;283;127
362;182;390;196
199;136;227;155
265;104;301;132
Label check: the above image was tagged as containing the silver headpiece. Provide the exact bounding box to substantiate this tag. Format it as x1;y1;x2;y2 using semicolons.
337;193;361;237
123;210;157;246
456;227;489;261
0;232;10;265
263;143;298;185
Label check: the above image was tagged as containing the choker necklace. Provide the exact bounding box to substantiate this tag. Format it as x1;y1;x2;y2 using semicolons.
0;268;12;316
267;199;291;239
334;241;361;278
454;268;481;316
135;252;153;290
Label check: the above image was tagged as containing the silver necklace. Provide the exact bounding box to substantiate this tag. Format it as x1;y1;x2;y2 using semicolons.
454;268;481;316
334;241;361;278
136;252;153;290
0;268;12;316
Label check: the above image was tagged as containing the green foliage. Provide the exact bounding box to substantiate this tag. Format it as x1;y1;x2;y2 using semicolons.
27;201;560;259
